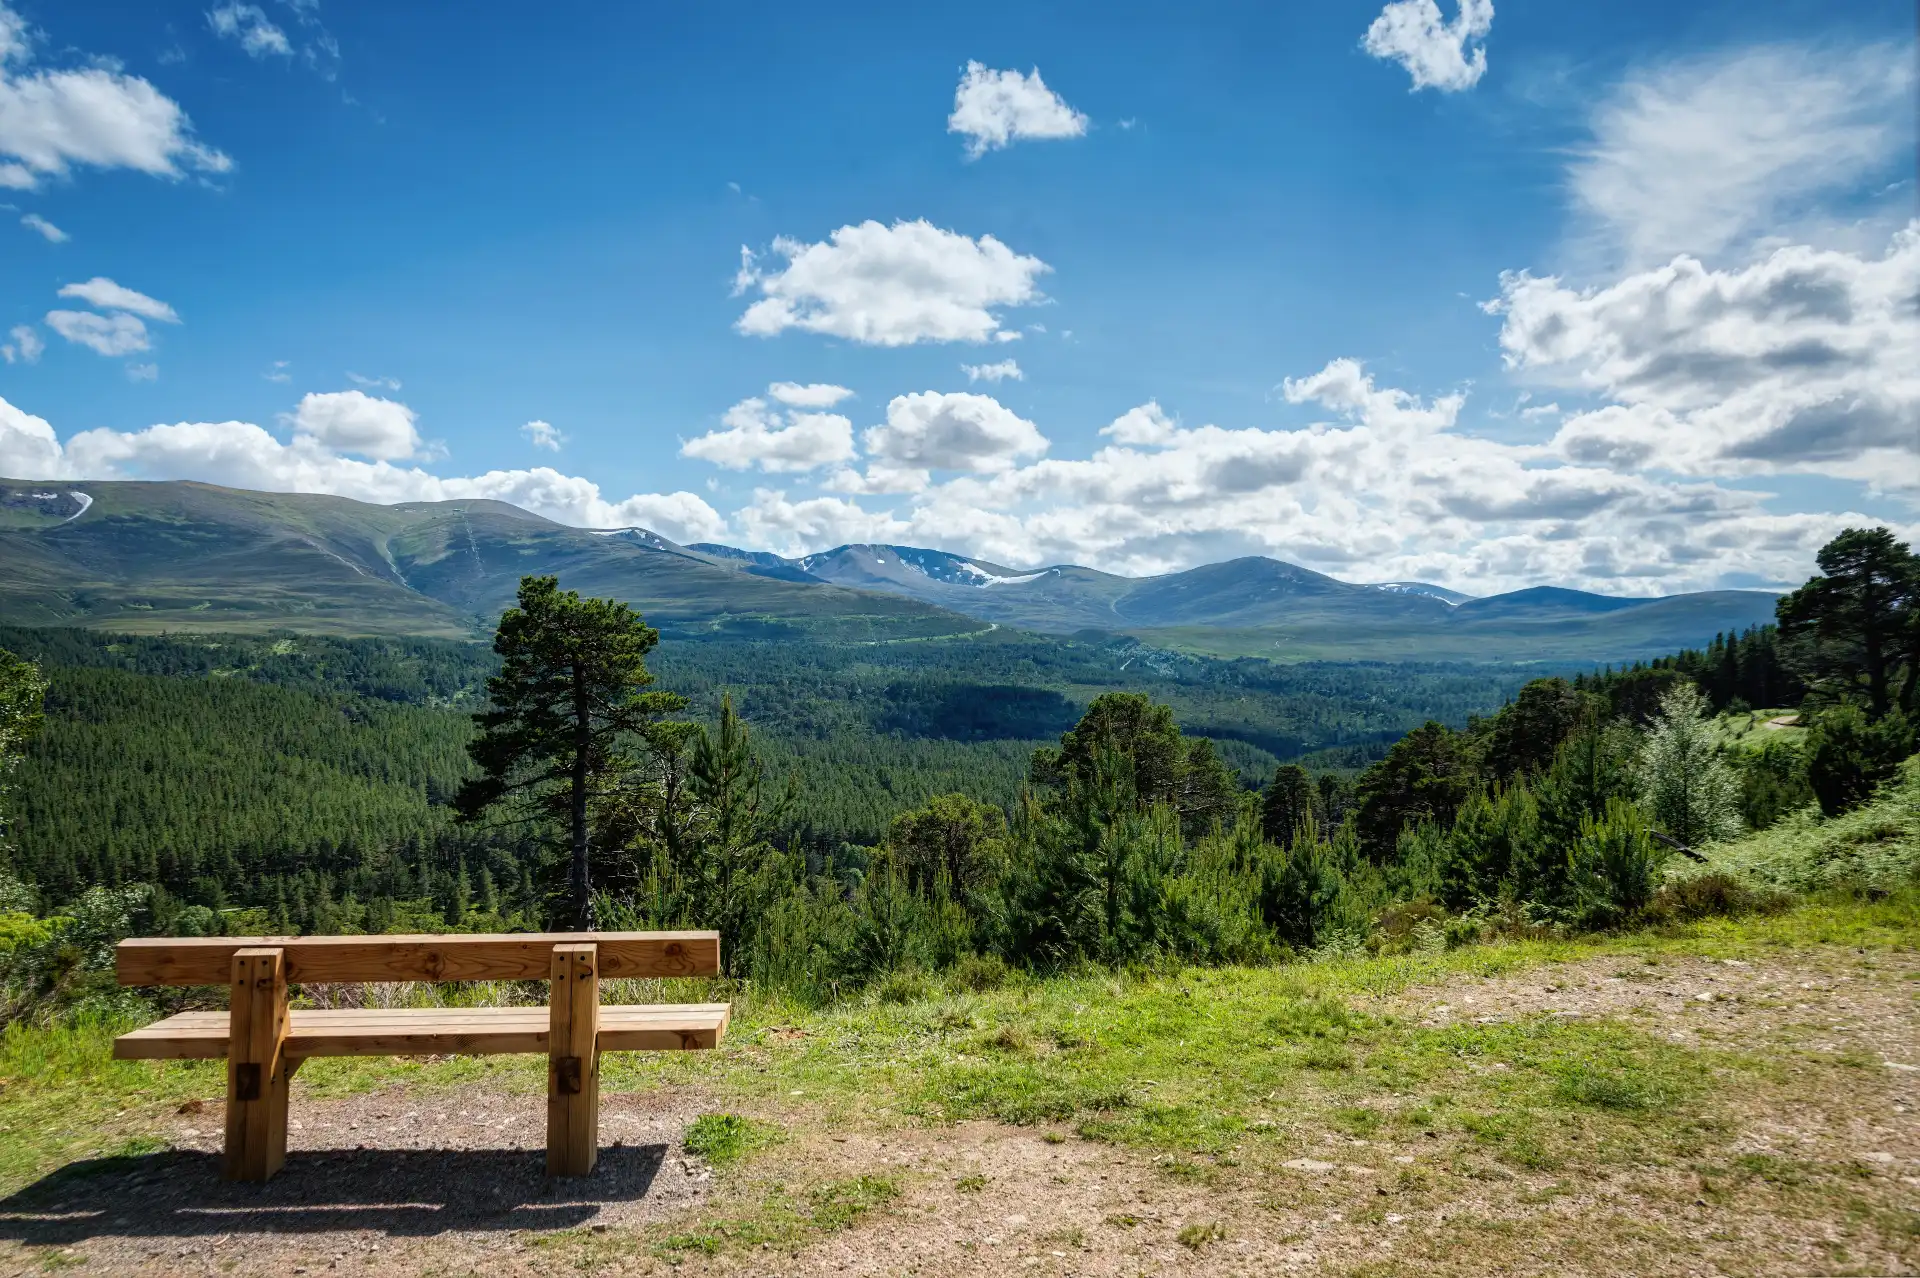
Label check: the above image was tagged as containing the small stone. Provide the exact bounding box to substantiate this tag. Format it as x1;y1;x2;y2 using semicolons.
1861;1152;1896;1164
1283;1159;1337;1173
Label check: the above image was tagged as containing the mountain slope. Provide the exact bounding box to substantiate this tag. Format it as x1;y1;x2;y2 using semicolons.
0;480;984;640
687;540;1777;661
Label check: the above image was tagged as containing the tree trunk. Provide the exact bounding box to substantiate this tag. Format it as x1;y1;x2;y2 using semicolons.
571;658;595;931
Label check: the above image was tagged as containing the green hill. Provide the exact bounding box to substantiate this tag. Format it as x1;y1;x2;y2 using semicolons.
0;480;983;641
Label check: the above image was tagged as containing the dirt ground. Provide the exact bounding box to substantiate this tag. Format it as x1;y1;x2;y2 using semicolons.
3;949;1916;1277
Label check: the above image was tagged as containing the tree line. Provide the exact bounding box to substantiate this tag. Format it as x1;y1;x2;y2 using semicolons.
1;527;1914;1014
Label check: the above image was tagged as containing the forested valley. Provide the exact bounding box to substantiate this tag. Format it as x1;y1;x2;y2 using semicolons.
0;527;1914;1014
0;623;1530;937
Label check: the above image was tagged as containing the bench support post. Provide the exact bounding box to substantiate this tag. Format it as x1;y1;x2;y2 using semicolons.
224;947;290;1182
547;942;599;1177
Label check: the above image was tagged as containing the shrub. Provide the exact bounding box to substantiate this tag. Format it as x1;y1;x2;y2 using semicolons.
1570;798;1664;927
1805;706;1914;817
1648;871;1785;921
947;951;1008;992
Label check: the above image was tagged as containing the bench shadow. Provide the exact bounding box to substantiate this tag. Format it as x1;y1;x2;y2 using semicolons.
0;1143;668;1244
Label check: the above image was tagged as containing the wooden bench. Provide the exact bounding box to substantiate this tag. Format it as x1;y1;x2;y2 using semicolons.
112;931;728;1182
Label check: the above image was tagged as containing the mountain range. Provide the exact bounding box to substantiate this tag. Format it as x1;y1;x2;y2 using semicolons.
0;478;1781;663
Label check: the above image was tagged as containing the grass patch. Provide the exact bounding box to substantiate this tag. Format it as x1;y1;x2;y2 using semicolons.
653;1173;900;1259
683;1112;777;1168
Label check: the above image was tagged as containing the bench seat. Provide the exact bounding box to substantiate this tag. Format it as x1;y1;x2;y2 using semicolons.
113;1003;731;1061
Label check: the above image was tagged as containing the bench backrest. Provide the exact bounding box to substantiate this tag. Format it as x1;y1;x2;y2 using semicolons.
116;930;722;986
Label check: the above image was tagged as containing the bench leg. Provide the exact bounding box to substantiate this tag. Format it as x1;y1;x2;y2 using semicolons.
224;947;290;1182
547;943;600;1177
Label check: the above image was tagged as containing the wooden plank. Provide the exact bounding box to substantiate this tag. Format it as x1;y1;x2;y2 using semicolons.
548;943;599;1177
224;947;289;1183
113;1003;732;1061
597;1001;730;1051
116;931;722;986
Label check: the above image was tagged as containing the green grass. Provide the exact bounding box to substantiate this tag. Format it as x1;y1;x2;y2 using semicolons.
2;891;1914;1229
683;1112;779;1168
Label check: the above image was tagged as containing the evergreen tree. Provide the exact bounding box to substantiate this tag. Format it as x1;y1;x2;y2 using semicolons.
1352;721;1479;862
456;576;686;929
0;648;47;861
1637;682;1742;848
1777;527;1919;718
1260;764;1315;847
1803;704;1915;817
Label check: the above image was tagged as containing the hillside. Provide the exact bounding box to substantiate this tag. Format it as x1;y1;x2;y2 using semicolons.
0;480;1782;663
0;481;982;642
699;540;1782;662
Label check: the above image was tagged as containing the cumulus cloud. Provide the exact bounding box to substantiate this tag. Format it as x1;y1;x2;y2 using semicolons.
1;323;40;363
57;277;179;322
289;390;420;460
46;310;147;356
19;211;62;241
734;219;1049;346
767;381;853;408
1494;222;1920;490
1100;401;1179;447
1571;42;1917;266
521;419;563;452
125;362;158;382
861;391;1049;476
0;392;730;546
208;4;291;58
947;61;1088;159
1363;0;1493;93
1281;358;1464;432
730;352;1908;595
962;359;1022;383
0;3;232;189
681;393;856;473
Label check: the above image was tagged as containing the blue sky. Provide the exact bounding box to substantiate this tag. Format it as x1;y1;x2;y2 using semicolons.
0;0;1914;592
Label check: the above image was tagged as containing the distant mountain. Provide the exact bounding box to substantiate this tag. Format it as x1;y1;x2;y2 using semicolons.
678;539;1780;662
1369;581;1476;605
0;482;1785;662
0;480;983;641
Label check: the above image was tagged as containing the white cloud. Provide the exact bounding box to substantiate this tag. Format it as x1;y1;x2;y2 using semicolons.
262;359;290;383
0;392;730;546
56;277;179;322
1280;357;1464;432
947;61;1088;159
767;381;853;408
125;362;157;382
289;390;420;460
207;4;291;58
0;3;232;189
1494;221;1920;491
521;419;563;452
1;322;40;363
861;391;1049;475
1571;42;1917;266
1100;401;1178;447
19;210;61;240
346;371;402;391
681;394;856;473
0;394;61;474
46;309;147;356
734;219;1049;346
1363;0;1493;93
962;359;1022;383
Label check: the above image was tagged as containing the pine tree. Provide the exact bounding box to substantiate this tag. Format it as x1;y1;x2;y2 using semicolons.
1637;682;1742;848
456;576;686;929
